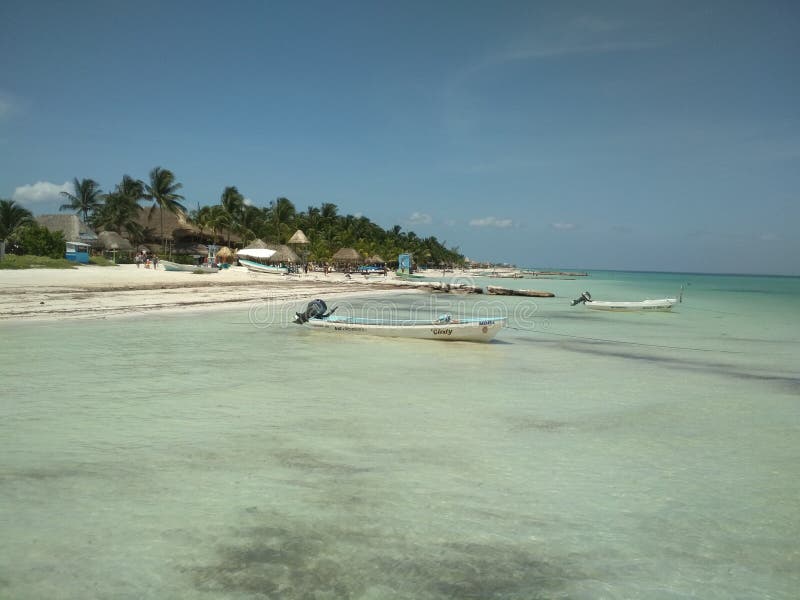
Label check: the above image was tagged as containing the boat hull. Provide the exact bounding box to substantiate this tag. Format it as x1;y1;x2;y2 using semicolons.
487;285;554;297
239;258;289;275
160;260;216;272
305;317;505;342
585;299;676;312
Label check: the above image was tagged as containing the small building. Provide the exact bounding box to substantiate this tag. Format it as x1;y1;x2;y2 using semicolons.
65;241;91;264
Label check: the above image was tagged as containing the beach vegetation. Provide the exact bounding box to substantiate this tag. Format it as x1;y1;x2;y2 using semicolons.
220;186;245;246
1;199;34;261
11;223;66;259
88;255;116;266
93;175;145;240
143;167;186;251
59;178;104;223
0;254;76;269
34;170;463;267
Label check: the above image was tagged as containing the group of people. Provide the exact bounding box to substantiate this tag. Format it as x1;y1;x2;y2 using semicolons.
134;252;159;269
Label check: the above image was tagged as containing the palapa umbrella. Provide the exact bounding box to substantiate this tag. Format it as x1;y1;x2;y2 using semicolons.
98;231;133;252
215;246;235;263
287;230;310;245
241;238;275;250
331;247;363;265
266;244;300;264
365;254;385;264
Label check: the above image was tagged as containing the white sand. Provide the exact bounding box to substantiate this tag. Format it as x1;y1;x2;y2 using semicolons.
0;264;419;322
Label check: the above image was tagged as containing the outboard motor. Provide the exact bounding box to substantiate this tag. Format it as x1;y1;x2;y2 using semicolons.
570;291;592;306
294;299;336;323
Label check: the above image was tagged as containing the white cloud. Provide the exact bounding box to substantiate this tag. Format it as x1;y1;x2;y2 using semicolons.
12;181;72;205
243;197;254;206
469;216;514;228
407;212;432;225
552;222;576;231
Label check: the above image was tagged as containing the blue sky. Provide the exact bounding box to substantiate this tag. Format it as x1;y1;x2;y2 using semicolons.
1;1;798;274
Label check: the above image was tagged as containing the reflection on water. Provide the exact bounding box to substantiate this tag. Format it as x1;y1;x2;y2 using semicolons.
1;272;799;598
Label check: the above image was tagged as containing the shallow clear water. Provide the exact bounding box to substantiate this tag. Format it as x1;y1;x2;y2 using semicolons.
1;271;799;599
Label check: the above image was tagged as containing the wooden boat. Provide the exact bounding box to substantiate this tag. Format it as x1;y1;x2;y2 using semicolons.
160;260;217;273
293;300;504;342
239;258;289;275
487;285;554;297
571;292;676;312
306;315;505;341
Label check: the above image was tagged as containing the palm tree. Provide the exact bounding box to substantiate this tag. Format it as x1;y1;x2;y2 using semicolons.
270;197;296;243
59;178;103;223
236;204;264;247
0;199;34;260
220;186;244;246
93;175;144;239
143;167;185;251
206;205;230;245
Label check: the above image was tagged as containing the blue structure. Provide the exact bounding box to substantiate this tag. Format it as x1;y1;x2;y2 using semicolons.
398;253;412;275
65;241;91;264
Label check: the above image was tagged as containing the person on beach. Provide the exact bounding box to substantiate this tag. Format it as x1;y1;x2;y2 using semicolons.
152;255;159;270
135;252;141;268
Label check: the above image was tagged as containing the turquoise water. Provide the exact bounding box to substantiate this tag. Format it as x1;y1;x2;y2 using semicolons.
1;271;798;599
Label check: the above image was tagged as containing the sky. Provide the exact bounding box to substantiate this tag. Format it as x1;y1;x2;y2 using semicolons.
1;0;798;275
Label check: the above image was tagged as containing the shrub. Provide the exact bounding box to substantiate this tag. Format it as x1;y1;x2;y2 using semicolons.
13;224;66;259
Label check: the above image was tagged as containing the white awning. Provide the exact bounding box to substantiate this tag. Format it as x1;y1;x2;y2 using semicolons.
236;248;276;259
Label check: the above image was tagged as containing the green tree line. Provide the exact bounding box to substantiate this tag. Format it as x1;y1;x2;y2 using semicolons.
52;168;465;266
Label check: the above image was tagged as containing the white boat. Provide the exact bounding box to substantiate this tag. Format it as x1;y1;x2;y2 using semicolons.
238;258;289;275
293;300;505;342
160;260;217;273
571;291;676;312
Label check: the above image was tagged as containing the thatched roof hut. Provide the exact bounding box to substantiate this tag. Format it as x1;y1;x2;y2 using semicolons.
173;242;208;256
365;254;385;264
240;238;276;250
331;247;363;264
134;207;199;241
97;231;133;251
287;229;310;245
36;214;99;246
266;245;300;264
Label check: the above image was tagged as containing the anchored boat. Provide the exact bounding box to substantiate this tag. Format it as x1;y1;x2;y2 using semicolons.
293;300;505;342
570;291;676;312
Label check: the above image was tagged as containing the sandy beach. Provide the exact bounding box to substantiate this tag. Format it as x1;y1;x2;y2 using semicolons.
0;264;424;322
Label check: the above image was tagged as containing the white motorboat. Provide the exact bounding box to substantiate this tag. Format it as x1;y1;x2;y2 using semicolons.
239;258;289;275
293;300;505;342
571;291;676;312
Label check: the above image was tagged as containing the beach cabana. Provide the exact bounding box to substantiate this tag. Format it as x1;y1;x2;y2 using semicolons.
241;238;275;250
331;247;363;270
266;245;300;264
365;254;385;265
97;231;133;252
287;230;310;245
215;246;235;264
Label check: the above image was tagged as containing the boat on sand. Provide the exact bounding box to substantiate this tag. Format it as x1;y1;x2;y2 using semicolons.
160;260;217;273
293;300;505;342
570;291;676;312
239;258;289;275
